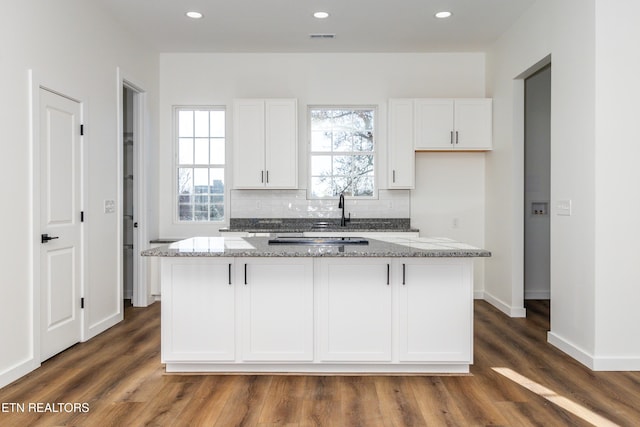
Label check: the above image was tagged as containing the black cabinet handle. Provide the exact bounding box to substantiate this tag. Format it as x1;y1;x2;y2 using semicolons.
261;171;264;183
266;170;269;183
228;263;232;285
41;234;59;244
450;131;454;145
402;263;406;285
244;263;247;285
387;264;390;285
392;170;396;183
455;131;459;144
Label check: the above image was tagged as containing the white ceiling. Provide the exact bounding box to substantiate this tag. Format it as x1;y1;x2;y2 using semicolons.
95;0;537;53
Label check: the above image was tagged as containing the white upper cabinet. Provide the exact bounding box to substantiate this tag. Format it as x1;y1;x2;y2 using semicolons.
233;99;298;189
388;99;415;189
414;98;492;151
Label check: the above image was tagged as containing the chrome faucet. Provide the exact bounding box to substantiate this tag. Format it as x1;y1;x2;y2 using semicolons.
338;193;350;227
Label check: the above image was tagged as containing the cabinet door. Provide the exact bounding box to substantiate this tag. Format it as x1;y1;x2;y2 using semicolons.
265;99;298;188
317;258;392;361
241;258;313;361
397;259;473;362
233;100;266;188
454;99;492;150
414;99;454;150
161;258;235;362
388;99;415;189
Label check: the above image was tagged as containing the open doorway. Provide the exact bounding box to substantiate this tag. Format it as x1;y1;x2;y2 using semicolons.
524;65;551;303
121;81;147;308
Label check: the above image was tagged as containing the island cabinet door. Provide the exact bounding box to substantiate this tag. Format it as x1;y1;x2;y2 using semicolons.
316;258;392;362
397;259;473;363
161;258;236;362
240;258;314;361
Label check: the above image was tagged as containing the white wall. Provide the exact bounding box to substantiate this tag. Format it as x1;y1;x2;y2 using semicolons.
411;152;486;293
592;0;640;369
158;52;487;243
0;0;158;388
487;0;640;369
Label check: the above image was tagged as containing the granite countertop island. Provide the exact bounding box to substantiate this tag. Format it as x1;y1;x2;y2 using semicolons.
149;235;489;375
142;235;491;258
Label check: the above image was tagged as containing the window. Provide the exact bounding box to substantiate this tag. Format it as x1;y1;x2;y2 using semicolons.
175;107;225;222
309;107;375;198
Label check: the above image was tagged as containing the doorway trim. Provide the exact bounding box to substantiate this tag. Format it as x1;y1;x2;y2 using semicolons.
117;68;149;307
28;69;88;368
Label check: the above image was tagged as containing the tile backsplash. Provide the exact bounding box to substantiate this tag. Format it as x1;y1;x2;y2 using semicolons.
230;189;410;219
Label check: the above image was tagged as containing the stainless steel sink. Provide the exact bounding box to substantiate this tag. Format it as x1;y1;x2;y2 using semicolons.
268;237;369;245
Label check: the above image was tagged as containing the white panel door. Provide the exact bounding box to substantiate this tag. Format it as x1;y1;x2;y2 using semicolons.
317;258;392;361
398;259;473;362
241;258;313;361
232;100;266;188
39;88;83;362
454;99;493;150
265;99;297;188
414;99;454;150
161;259;235;362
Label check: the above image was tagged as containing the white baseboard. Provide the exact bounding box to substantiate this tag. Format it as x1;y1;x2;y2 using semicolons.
85;312;123;341
481;291;526;318
0;358;39;389
548;332;640;371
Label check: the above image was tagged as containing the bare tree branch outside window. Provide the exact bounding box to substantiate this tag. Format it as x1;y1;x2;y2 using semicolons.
310;108;375;198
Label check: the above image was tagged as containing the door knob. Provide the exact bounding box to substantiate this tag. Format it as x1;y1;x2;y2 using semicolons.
41;233;59;243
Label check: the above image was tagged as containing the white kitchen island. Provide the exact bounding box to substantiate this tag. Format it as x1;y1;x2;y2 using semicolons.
142;236;490;374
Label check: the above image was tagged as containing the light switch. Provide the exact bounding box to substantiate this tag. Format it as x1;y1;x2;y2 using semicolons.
104;200;116;214
556;200;572;216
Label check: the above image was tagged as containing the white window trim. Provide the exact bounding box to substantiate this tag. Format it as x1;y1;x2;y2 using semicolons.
306;105;378;200
172;105;227;224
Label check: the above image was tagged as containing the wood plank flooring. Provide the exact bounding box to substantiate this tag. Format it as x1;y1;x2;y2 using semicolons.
1;300;639;426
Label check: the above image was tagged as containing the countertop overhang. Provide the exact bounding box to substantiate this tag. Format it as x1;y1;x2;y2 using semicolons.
142;236;491;258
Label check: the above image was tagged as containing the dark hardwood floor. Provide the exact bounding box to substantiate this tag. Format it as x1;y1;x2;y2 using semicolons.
1;300;639;426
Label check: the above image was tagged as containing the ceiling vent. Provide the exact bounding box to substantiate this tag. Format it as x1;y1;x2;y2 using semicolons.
309;33;336;39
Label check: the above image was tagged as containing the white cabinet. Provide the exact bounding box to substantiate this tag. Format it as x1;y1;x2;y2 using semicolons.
159;254;474;373
161;258;236;362
317;258;392;361
414;98;492;150
240;258;313;361
388;99;415;189
397;259;473;362
232;99;298;189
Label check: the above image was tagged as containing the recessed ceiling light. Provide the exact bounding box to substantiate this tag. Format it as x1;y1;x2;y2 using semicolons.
186;11;203;19
434;11;452;19
313;11;330;19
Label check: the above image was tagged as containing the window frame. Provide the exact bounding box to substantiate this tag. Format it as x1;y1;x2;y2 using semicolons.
173;105;227;224
307;105;378;200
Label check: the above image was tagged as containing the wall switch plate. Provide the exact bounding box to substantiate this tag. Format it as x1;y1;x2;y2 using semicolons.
104;200;116;214
556;200;572;216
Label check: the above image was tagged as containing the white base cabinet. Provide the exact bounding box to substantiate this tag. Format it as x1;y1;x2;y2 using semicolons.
160;257;473;373
161;258;236;362
398;259;473;363
240;258;313;361
317;258;392;361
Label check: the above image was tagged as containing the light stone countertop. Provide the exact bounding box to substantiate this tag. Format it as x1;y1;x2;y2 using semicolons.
141;236;491;258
